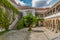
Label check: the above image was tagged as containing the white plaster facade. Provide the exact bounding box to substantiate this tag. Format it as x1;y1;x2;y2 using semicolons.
20;9;35;16
45;12;60;19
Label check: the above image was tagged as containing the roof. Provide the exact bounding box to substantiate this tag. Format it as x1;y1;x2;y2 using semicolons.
18;6;33;10
45;1;60;15
51;1;60;8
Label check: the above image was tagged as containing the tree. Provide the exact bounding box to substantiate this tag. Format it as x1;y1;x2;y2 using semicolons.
24;14;37;31
16;14;44;31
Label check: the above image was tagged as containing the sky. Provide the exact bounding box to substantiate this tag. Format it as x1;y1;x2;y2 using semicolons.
15;0;59;8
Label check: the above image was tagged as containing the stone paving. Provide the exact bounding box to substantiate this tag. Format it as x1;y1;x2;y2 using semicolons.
0;28;30;40
32;27;60;40
29;27;49;40
0;27;59;40
29;32;48;40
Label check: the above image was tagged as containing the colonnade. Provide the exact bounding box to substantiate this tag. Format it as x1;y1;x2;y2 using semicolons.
45;1;60;17
44;1;60;33
44;18;60;33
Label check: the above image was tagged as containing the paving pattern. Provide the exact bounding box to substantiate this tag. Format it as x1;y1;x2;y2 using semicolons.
29;32;48;40
0;28;30;40
0;27;50;40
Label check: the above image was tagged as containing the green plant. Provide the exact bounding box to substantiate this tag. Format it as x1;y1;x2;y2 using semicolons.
0;0;20;31
0;0;19;14
16;18;25;30
23;14;37;31
16;14;37;30
3;14;9;31
0;8;9;31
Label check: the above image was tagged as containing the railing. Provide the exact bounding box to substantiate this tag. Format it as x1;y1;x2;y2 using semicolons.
44;12;60;19
9;15;19;30
45;10;60;17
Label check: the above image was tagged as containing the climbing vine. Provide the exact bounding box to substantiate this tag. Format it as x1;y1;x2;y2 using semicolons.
0;8;9;30
0;0;19;13
0;0;20;30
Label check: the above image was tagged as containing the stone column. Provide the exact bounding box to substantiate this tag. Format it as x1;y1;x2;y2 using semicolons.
45;20;47;28
51;19;53;31
52;19;54;31
55;7;57;13
32;10;35;16
50;19;52;30
38;21;41;27
52;9;53;14
48;20;49;29
56;19;59;33
49;20;51;30
54;19;58;33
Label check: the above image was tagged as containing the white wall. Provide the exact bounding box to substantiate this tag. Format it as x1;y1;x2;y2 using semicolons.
44;12;60;19
20;9;35;16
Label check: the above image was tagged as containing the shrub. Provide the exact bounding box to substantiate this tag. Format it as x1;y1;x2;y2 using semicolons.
16;18;25;30
23;14;37;31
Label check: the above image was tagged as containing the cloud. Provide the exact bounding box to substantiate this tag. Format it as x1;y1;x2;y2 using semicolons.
32;0;52;8
15;0;26;6
47;0;52;4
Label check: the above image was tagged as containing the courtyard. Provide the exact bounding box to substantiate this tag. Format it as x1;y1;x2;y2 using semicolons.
0;0;60;40
0;27;60;40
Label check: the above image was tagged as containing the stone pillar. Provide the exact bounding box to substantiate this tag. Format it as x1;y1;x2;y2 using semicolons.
45;20;47;28
56;19;59;33
55;7;57;13
56;6;58;12
43;14;45;17
50;19;52;30
49;20;51;30
51;19;53;31
38;21;41;27
54;19;58;33
47;20;49;29
52;19;54;31
52;9;53;14
49;19;51;29
32;10;35;16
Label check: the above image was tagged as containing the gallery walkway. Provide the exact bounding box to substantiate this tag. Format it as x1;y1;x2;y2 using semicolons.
0;27;60;40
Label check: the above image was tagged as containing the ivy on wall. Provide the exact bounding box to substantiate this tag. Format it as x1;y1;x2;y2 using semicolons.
0;0;19;13
0;8;9;30
0;0;20;30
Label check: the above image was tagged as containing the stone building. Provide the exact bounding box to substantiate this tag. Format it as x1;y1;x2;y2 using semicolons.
35;8;50;26
44;1;60;33
11;0;60;33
